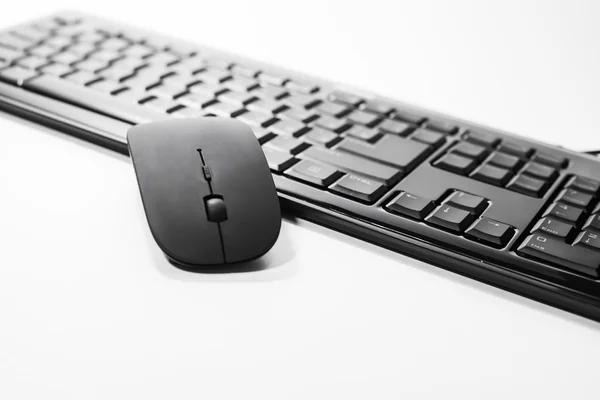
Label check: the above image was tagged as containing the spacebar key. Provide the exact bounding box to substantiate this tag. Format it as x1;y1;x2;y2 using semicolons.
23;75;165;125
517;233;600;278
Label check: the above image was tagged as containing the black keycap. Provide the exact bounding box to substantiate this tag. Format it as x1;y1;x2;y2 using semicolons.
338;135;431;172
508;174;547;197
464;131;500;147
346;110;381;127
285;93;320;109
465;218;514;248
177;92;215;108
247;99;288;114
252;85;288;100
426;205;475;233
262;147;297;172
330;90;363;107
423;120;459;135
583;214;600;232
521;163;557;181
315;115;351;133
279;108;319;123
517;233;600;277
574;231;600;250
532;152;567;168
63;70;99;85
285;79;319;94
444;191;487;214
142;97;183;113
451;142;489;161
302;146;402;185
268;119;309;137
0;65;39;86
532;217;574;238
251;127;276;144
39;62;71;77
266;136;310;155
471;164;512;186
394;109;425;125
364;100;394;116
498;142;532;158
204;102;245;118
435;153;477;175
410;129;445;149
285;160;343;187
330;174;387;204
0;46;23;62
258;72;287;86
316;101;351;118
218;91;257;106
543;202;585;225
378;119;413;136
487;152;521;170
345;126;380;143
302;128;341;148
556;188;594;209
15;55;47;70
224;77;259;92
565;176;600;195
385;192;435;220
237;110;278;127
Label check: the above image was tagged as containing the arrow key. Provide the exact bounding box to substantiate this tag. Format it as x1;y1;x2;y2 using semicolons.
426;205;475;233
465;218;515;248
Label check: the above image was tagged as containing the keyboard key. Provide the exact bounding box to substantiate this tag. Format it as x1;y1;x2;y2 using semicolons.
316;101;351;118
285;160;343;187
265;136;310;155
471;164;512;186
330;174;386;204
532;152;568;168
443;191;487;214
252;85;288;100
177;92;215;108
435;153;477;175
63;70;99;85
0;46;23;62
464;131;500;147
285;93;320;109
88;79;124;94
556;188;594;209
204;58;233;70
124;43;154;58
423;120;459;135
363;100;394;116
89;49;122;63
0;34;32;50
285;79;319;94
45;36;71;49
39;62;71;77
204;101;245;118
145;51;179;66
247;99;288;114
251;127;276;144
583;214;600;232
73;58;107;73
0;65;39;85
15;55;47;70
51;51;81;65
378;119;413;136
100;37;129;51
302;128;341;148
330;90;363;107
231;64;260;78
258;72;287;86
517;233;600;277
451;142;489;161
487;152;521;170
148;83;187;99
507;174;547;197
262;147;297;172
224;77;259;92
574;231;600;250
565;176;600;195
410;129;445;149
345;125;381;142
268;119;309;137
237;110;278;127
386;192;435;220
279;107;319;123
465;218;514;248
302;146;402;185
142;97;183;113
315;115;351;133
170;107;203;118
498;142;532;158
543;202;585;225
100;66;136;83
337;135;431;172
426;205;475;233
218;91;257;106
189;82;228;97
520;162;558;181
531;217;574;238
346;110;381;127
394;109;425;125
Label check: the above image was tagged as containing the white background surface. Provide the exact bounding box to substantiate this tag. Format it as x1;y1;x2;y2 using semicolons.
1;1;600;399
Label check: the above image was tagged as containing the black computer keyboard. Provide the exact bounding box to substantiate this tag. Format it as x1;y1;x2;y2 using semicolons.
2;11;600;321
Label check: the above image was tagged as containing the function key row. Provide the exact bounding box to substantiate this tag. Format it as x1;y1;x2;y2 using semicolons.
433;131;568;197
517;175;600;278
384;190;514;248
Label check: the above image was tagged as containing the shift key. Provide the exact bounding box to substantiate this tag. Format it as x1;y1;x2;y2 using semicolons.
336;135;432;172
517;233;600;278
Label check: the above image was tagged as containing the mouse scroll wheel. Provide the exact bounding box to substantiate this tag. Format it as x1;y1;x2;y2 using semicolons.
205;196;228;223
202;166;212;181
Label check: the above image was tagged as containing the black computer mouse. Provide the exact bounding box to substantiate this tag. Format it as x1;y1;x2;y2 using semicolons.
127;117;281;270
